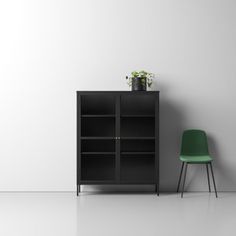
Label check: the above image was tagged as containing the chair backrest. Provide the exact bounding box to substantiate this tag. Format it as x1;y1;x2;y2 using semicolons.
181;129;209;156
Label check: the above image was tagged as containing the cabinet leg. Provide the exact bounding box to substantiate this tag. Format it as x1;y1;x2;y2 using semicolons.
77;185;80;196
155;184;159;196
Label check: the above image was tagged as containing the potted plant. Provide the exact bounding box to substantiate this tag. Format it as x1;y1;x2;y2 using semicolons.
126;70;154;91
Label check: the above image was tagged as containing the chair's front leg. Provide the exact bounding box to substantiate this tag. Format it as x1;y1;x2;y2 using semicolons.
177;162;185;192
181;163;188;198
206;164;211;192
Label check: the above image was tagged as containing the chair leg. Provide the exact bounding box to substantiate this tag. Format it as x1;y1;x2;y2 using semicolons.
181;163;188;198
209;163;218;198
206;164;211;192
177;162;185;192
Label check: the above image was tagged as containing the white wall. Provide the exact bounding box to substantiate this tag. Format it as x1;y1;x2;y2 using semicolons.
0;0;236;191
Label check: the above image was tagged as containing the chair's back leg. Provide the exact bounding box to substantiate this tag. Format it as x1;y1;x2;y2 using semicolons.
209;163;218;198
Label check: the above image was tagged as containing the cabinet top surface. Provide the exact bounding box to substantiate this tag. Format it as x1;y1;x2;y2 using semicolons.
77;91;159;94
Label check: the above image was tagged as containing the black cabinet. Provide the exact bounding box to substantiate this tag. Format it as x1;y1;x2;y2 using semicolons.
77;91;159;195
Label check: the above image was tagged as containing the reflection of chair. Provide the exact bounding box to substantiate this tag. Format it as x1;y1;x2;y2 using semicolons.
177;130;218;198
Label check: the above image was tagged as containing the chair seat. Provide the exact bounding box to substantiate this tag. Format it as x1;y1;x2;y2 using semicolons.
180;155;212;163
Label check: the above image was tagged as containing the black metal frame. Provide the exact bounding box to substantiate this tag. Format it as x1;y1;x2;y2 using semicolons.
76;91;159;196
177;162;218;198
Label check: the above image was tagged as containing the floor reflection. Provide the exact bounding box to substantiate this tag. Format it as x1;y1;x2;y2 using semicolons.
0;192;234;236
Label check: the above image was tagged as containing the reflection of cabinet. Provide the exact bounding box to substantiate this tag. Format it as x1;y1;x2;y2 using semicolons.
77;91;159;195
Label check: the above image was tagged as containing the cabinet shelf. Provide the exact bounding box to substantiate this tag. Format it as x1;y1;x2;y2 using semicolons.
82;114;115;118
81;137;155;140
121;115;154;118
82;115;155;118
80;180;116;184
82;152;116;155
81;137;115;140
121;152;155;155
121;137;155;140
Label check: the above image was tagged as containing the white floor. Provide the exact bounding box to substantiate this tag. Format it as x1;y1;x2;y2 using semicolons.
0;192;235;236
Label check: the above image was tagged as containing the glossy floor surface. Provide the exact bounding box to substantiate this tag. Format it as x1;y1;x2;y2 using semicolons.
0;192;234;236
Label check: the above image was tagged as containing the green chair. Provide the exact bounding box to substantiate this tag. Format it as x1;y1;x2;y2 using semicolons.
177;129;218;198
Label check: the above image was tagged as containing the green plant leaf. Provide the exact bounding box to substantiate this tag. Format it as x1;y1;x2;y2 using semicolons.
127;70;155;88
